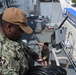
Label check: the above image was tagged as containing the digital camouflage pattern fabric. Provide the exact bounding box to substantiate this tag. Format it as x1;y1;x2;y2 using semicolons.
0;33;30;75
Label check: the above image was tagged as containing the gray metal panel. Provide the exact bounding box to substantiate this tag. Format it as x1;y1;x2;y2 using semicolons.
55;27;67;44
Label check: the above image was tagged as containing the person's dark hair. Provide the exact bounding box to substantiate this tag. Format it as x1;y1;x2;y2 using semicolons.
44;42;49;46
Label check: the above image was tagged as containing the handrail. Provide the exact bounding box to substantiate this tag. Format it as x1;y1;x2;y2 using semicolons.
51;48;69;70
52;49;60;66
61;32;76;71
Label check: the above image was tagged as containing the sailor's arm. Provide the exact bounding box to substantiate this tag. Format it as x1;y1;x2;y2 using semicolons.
37;42;44;46
24;46;39;60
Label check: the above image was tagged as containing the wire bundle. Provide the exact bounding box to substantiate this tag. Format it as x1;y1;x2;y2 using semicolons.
28;65;67;75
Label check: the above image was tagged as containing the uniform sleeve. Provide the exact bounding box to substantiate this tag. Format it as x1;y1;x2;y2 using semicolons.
0;41;3;74
25;46;34;55
0;41;19;75
0;36;30;75
19;55;29;75
24;46;39;60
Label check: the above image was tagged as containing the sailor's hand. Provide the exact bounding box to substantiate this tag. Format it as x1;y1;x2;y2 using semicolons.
37;58;43;62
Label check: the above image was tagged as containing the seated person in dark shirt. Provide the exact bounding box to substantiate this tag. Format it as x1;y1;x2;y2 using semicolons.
37;42;50;66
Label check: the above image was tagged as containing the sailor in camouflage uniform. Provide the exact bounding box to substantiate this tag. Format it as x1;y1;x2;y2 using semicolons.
0;8;39;75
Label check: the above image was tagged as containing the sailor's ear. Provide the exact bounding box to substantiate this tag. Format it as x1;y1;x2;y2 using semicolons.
6;23;13;32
